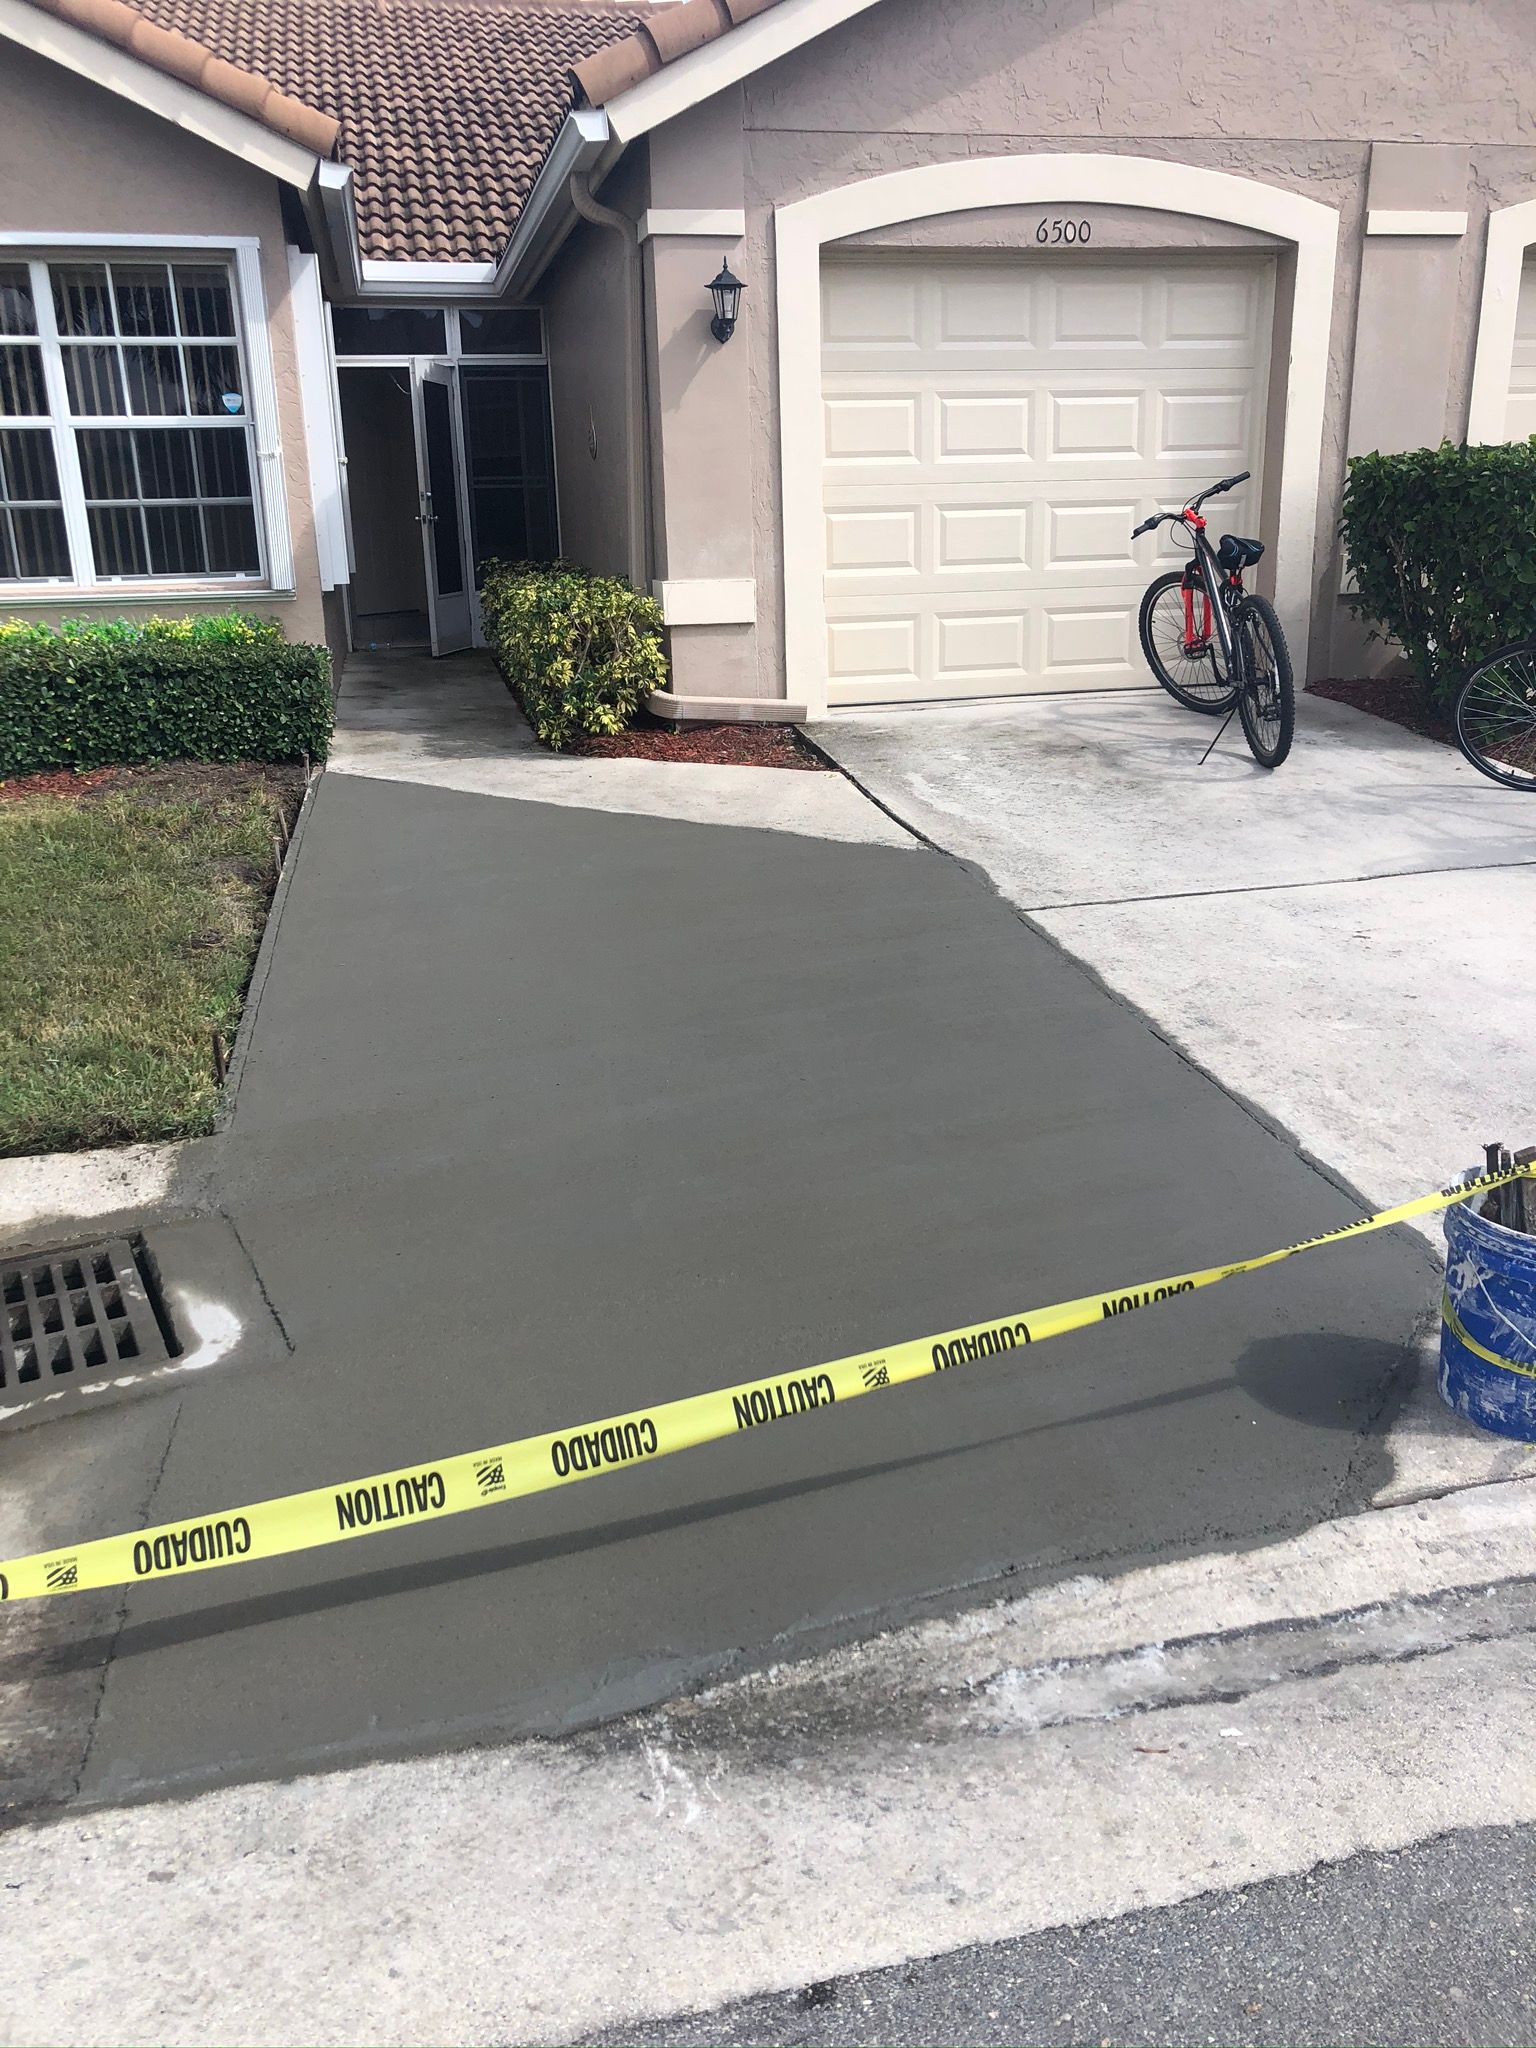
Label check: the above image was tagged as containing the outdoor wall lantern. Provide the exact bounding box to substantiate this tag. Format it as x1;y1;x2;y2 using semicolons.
709;259;745;343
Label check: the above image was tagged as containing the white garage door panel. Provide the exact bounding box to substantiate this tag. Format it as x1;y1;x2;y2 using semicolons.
1507;259;1536;442
821;257;1272;704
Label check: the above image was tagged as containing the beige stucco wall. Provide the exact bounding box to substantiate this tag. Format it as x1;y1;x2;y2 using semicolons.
568;0;1536;703
0;43;327;648
543;150;649;584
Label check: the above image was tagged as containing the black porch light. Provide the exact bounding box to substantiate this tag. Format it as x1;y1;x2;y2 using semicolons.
709;257;745;343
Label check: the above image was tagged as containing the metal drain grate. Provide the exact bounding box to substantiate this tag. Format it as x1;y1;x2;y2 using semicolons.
1;1237;175;1392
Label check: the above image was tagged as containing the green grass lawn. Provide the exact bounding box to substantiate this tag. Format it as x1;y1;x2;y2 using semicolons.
0;767;300;1156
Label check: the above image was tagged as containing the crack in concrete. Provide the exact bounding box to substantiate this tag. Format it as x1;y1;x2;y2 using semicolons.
1026;851;1536;914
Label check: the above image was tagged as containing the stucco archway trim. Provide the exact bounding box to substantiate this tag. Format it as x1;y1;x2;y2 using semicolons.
1467;197;1536;445
775;153;1340;713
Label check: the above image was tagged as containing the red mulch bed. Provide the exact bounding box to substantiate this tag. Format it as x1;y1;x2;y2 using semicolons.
0;761;308;807
0;765;117;803
1306;675;1457;749
567;715;826;769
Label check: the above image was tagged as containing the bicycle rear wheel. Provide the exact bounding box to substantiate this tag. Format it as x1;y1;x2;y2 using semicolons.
1234;595;1294;768
1138;571;1236;714
1455;643;1536;790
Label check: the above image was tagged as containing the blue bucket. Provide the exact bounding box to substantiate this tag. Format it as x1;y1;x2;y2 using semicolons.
1440;1181;1536;1441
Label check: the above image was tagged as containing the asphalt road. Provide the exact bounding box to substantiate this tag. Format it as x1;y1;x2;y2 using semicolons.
592;1822;1536;2048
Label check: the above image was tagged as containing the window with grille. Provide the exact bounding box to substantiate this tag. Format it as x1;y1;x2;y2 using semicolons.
0;255;264;586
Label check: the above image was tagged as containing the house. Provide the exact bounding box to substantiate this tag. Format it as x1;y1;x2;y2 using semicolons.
2;0;1534;721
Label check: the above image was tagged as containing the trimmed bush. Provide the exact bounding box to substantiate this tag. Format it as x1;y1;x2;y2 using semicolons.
1340;440;1536;704
0;613;333;776
480;560;668;749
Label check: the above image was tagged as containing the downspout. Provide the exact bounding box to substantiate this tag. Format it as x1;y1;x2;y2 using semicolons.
569;172;650;593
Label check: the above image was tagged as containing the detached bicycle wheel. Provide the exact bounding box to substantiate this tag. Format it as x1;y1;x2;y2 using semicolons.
1138;570;1236;713
1455;643;1536;790
1235;595;1294;768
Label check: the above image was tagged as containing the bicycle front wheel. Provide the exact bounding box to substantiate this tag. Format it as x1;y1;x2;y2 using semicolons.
1455;643;1536;790
1138;571;1237;714
1235;595;1294;769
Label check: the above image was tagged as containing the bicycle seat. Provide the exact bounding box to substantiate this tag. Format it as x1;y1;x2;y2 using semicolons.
1217;534;1265;572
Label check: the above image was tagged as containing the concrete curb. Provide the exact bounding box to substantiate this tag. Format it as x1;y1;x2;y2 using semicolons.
216;760;323;1132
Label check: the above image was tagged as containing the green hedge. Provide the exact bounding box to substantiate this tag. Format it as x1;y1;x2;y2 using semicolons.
0;613;333;776
1340;440;1536;704
480;560;667;749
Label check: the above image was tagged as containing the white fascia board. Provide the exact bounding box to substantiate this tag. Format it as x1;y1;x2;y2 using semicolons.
602;0;888;144
0;0;320;187
287;246;349;590
493;108;613;297
359;259;498;292
1366;209;1469;237
639;208;747;241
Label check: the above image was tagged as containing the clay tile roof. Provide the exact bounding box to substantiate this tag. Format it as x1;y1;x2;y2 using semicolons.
35;0;658;264
569;0;782;109
24;0;341;153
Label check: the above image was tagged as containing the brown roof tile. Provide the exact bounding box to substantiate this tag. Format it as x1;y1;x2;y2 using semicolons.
49;0;657;263
25;0;341;153
569;0;782;109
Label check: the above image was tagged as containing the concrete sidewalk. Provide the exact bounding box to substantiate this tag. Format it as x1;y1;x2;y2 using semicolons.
7;662;1437;1811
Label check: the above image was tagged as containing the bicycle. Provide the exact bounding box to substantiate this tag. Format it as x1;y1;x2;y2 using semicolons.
1132;470;1295;769
1455;641;1536;790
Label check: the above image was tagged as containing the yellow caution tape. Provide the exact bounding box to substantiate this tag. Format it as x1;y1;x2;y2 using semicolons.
1440;1291;1536;1381
3;1163;1533;1604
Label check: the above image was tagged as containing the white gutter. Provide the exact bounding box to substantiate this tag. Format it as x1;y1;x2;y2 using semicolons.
490;108;614;296
314;109;613;304
316;160;362;298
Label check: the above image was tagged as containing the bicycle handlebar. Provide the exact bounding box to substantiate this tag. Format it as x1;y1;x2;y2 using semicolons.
1131;471;1251;538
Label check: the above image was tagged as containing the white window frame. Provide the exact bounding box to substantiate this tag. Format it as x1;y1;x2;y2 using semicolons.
0;233;292;597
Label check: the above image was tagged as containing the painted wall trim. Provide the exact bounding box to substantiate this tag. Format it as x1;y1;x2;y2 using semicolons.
287;246;348;591
638;209;747;242
1468;196;1536;443
1366;209;1469;237
603;0;887;144
650;690;808;723
233;239;295;595
0;0;321;188
776;153;1340;715
654;577;758;626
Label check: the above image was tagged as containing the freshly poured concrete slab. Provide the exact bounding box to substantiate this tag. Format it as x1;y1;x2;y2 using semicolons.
67;769;1434;1800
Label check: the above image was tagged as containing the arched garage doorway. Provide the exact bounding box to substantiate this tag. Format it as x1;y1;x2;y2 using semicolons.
775;155;1340;715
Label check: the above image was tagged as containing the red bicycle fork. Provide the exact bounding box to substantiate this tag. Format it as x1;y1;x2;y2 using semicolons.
1181;572;1213;658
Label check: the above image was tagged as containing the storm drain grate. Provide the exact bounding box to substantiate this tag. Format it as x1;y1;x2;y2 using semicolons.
1;1237;176;1392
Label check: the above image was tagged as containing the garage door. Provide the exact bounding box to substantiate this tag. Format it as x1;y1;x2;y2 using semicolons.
820;256;1272;705
1507;258;1536;440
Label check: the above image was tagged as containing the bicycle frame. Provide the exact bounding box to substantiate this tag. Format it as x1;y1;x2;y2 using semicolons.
1177;513;1244;672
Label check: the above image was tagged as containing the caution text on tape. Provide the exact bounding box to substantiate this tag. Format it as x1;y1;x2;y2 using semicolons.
3;1164;1531;1603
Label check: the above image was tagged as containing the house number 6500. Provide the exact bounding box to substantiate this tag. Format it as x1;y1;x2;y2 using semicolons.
1035;218;1092;245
